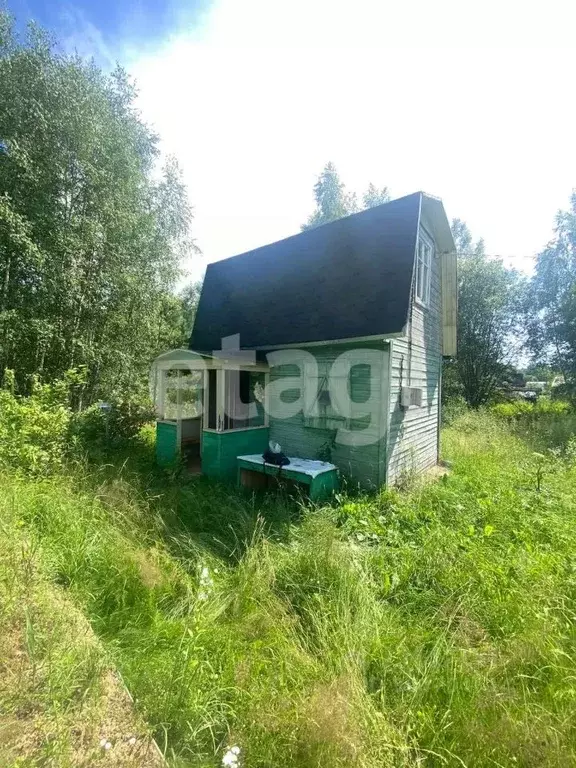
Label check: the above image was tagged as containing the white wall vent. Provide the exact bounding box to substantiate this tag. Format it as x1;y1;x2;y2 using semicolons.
401;386;423;409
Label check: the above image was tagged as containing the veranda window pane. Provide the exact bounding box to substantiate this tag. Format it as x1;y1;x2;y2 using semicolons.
223;370;266;430
164;370;204;419
207;369;217;429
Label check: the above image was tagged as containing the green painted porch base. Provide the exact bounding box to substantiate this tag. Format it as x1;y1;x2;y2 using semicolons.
201;428;270;480
156;421;178;466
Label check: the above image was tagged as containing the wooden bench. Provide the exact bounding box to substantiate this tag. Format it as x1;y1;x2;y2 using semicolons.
236;454;339;501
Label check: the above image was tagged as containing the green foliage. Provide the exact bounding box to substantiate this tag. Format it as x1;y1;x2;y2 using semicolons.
441;358;464;404
301;162;358;230
0;386;70;473
490;398;576;453
528;191;576;384
491;398;571;419
440;393;468;425
0;13;198;399
450;217;485;256
362;182;390;208
450;219;526;407
0;374;155;473
550;380;576;401
70;398;156;446
301;163;391;231
0;483;161;765
178;278;203;342
524;362;558;384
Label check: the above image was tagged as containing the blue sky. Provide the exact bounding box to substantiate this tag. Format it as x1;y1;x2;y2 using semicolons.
7;0;211;59
5;0;576;283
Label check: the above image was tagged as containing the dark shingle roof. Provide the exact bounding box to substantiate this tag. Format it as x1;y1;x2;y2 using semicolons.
190;192;425;351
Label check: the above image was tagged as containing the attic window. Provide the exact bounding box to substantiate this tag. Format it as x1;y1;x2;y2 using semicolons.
416;232;433;306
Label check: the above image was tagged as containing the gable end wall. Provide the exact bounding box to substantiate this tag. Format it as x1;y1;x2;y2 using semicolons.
386;225;442;483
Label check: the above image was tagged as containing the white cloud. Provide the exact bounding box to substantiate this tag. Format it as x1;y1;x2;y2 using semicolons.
128;0;576;280
58;5;117;68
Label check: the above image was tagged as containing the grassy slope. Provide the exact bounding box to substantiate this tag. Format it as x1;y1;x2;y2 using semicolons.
0;491;164;767
1;412;576;767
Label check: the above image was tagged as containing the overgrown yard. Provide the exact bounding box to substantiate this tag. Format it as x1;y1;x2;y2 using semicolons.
2;410;576;767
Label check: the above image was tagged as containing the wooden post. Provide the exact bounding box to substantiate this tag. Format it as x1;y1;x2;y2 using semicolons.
158;368;166;420
264;371;270;427
176;369;182;451
216;368;225;431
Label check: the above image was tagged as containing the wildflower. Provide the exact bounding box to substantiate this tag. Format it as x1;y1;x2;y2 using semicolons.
200;566;212;583
198;564;214;601
222;745;241;767
99;738;112;750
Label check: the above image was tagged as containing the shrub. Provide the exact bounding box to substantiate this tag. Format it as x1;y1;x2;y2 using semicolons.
491;399;571;419
0;370;155;473
491;400;534;418
441;394;468;425
70;398;155;448
491;398;576;452
0;388;70;474
551;381;576;401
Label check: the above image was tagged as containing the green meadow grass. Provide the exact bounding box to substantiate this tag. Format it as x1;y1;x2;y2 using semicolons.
0;480;163;766
1;410;576;766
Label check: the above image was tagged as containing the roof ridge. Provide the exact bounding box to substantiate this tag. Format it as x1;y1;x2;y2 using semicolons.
208;191;424;269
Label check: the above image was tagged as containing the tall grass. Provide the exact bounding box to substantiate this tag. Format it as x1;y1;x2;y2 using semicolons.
491;397;576;450
2;409;576;765
0;480;162;766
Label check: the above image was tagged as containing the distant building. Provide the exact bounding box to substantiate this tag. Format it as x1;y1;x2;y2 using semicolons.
525;381;547;393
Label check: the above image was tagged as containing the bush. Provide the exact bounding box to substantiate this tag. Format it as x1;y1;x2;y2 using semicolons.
551;381;576;401
70;398;155;447
491;398;571;419
0;388;70;474
441;394;468;425
0;371;155;473
491;398;576;451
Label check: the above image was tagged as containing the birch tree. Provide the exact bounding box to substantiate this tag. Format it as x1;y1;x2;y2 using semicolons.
0;14;198;399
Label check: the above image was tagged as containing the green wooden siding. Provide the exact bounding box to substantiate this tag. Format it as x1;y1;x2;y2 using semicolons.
156;421;178;466
387;222;442;483
268;343;388;490
201;428;270;480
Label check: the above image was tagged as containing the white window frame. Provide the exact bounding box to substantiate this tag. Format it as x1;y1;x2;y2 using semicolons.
415;231;433;307
207;367;269;433
151;353;270;434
